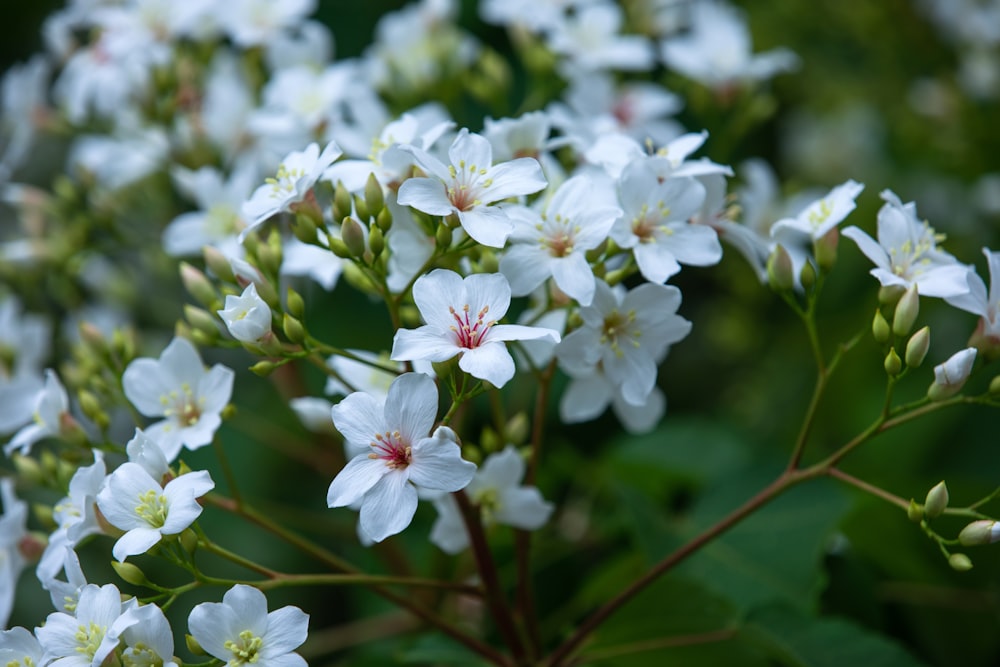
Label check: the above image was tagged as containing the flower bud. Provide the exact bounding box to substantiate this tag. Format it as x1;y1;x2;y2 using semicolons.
376;206;393;233
342;217;366;257
112;561;149;586
766;244;795;292
282;313;307;344
353;193;370;222
948;553;973;571
368;223;385;258
186;635;207;657
203;246;236;284
286;287;306;319
249;360;278;377
364;172;384;217
328;235;352;259
990;375;1000;395
505;412;530;445
179;527;199;554
923;481;948;518
892;284;920;336
958;520;1000;546
905;326;930;368
184;305;220;341
180;262;219;309
872;309;890;344
884;348;902;376
218;283;272;344
332;180;352;223
292;213;319;245
12;454;44;485
799;260;816;292
907;499;923;523
480;427;501;453
878;284;906;306
256;242;282;278
435;222;453;249
814;227;839;273
928;347;977;401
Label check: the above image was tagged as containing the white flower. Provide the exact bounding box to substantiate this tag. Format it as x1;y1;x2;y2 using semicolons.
945;248;1000;339
5;369;71;457
0;627;44;667
611;161;721;284
843;190;971;298
164;164;256;258
770;179;865;286
545;3;655;72
40;546;88;615
218;283;273;343
559;365;666;434
430;446;553;554
241;140;342;240
556;280;691;405
36;453;107;582
391;270;561;388
122;337;234;462
327;373;476;542
219;0;317;48
500;174;620;305
1;479;29;628
35;583;134;667
288;397;336;434
119;602;178;667
397;128;547;248
97;463;214;562
929;347;977;400
189;584;308;667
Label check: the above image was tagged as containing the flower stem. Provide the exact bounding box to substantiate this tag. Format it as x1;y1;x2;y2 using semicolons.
826;467;909;510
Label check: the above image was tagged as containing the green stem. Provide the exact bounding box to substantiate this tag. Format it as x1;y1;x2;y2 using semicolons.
212;439;242;508
198;536;280;579
826;467;909;510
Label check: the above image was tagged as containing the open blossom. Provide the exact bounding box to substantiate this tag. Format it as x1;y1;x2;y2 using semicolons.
35;583;136;667
218;283;273;343
391;269;560;388
36;452;106;582
560;363;668;434
96;464;214;562
430;446;553;554
929;347;977;400
397;128;547;248
241;140;342;240
500;174;621;306
122;337;234;462
842;190;971;298
945;248;1000;343
119;603;178;667
556;280;692;405
4;369;71;457
1;479;29;629
0;627;44;667
189;585;308;667
328;373;476;542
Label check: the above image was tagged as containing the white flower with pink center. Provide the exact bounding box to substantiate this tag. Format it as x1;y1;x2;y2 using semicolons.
327;373;476;542
397;129;547;248
391;269;561;388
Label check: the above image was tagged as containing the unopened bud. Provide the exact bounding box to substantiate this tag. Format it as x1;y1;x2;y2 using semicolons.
342;217;366;257
256;244;281;278
77;390;110;430
364;172;384;217
884;348;902;376
180;263;218;309
332;181;352;222
186;635;207;657
928;347;977;401
766;245;795;292
328;235;352;259
292;214;319;245
286;288;306;319
958;520;1000;546
78;322;107;351
204;245;236;283
435;223;453;249
12;455;44;485
948;553;973;571
179;527;199;554
249;360;278;377
892;284;920;336
376;206;392;232
872;309;891;344
461;445;483;466
353;194;370;222
814;227;839;273
990;375;1000;395
924;481;949;518
112;561;149;586
878;284;906;306
799;260;816;291
905;326;930;368
505;412;530;445
282;313;307;344
480;427;501;453
907;499;923;522
477;250;499;275
368;223;385;258
184;305;220;339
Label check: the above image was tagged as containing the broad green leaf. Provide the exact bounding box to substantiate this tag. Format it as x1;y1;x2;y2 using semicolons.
742;604;927;667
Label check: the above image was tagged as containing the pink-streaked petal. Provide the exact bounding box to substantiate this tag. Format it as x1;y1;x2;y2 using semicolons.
463;272;511;319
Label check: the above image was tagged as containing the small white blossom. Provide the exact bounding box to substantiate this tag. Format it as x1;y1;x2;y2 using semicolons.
0;627;44;667
391;270;560;388
218;283;273;343
929;347;977;400
1;479;29;628
328;373;476;542
35;583;135;667
5;369;71;457
189;584;308;667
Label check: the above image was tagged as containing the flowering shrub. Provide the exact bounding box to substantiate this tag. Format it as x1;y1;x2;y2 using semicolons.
2;0;1000;665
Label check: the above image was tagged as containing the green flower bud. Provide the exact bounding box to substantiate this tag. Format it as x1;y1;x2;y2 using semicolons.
204;245;236;284
342;217;366;258
184;305;220;341
256;243;282;279
180;262;218;309
892;284;920;336
249;360;278;377
878;284;906;306
332;181;352;223
924;481;949;519
186;635;207;657
907;499;923;523
799;260;816;291
282;313;307;344
376;206;393;233
461;445;482;466
364;172;384;217
948;553;973;571
480;427;501;453
112;561;149;586
12;455;43;485
292;213;319;245
958;520;999;546
435;223;453;249
353;193;370;222
766;244;795;292
884;348;902;376
990;375;1000;395
505;412;530;445
872;309;891;343
286;287;306;319
179;527;199;554
905;326;930;368
814;227;839;273
328;235;352;259
368;223;385;258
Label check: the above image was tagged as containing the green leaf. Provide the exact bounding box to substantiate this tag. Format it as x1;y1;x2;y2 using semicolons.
676;465;852;612
742;604;928;667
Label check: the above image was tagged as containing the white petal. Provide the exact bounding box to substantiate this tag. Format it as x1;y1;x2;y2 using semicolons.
327;456;386;508
359;472;418;542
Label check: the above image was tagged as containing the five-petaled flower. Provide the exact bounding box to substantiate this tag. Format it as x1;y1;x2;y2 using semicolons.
391;269;560;388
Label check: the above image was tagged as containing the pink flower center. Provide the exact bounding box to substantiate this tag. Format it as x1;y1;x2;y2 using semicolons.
449;304;495;349
368;430;411;469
